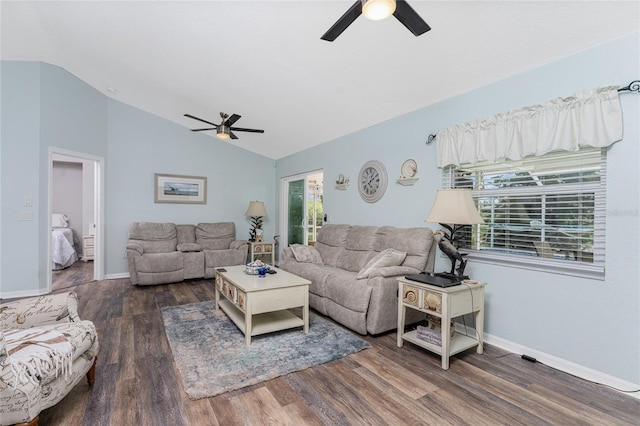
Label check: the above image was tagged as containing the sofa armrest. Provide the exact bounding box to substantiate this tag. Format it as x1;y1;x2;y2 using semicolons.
177;243;202;252
367;265;422;279
230;240;248;250
0;292;80;330
126;243;144;256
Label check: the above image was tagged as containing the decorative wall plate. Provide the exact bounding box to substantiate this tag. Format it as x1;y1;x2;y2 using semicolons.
401;159;418;178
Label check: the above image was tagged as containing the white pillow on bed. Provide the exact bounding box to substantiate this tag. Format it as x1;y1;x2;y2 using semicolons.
52;213;68;228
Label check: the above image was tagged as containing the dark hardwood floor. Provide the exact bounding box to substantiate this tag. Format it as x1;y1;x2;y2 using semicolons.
52;260;94;292
38;275;638;425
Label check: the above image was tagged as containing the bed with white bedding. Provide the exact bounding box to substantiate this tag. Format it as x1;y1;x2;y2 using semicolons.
52;214;78;270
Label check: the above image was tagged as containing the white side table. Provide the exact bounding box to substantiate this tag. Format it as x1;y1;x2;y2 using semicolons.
248;241;274;265
397;278;485;370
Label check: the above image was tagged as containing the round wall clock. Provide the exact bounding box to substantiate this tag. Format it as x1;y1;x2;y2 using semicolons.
358;160;388;203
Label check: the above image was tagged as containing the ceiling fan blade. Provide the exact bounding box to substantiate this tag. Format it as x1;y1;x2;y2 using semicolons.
321;1;362;42
229;127;265;133
184;113;219;127
225;114;241;127
191;128;217;132
393;0;431;36
229;131;238;140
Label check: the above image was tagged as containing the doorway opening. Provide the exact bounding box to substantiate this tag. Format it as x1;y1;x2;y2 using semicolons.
48;148;104;292
280;171;324;256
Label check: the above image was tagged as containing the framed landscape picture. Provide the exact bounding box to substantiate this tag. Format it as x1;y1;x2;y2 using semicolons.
154;173;207;204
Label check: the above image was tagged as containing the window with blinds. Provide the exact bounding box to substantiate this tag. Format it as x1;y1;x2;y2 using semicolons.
443;147;606;279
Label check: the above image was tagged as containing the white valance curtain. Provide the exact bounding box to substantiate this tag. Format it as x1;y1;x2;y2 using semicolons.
436;86;623;168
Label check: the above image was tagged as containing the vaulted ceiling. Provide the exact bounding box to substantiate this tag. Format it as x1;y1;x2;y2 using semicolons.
2;1;638;159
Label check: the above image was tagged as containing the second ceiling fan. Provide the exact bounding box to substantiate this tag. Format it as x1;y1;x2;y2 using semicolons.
184;113;264;140
321;0;431;42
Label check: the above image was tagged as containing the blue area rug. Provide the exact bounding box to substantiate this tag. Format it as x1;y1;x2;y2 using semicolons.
161;300;371;400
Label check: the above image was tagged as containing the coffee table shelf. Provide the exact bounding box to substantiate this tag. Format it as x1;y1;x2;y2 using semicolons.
218;298;305;336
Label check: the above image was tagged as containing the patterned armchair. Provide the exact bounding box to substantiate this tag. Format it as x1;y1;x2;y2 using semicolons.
0;292;99;426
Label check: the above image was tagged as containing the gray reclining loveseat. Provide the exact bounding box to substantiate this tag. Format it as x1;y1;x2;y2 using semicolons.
126;222;248;285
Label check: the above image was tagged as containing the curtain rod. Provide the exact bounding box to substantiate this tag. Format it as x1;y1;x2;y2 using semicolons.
426;79;640;145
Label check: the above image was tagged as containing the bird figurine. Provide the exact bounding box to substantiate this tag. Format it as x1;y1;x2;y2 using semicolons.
433;230;469;279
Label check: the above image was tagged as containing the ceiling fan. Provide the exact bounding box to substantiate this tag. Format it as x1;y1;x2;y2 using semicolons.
184;113;265;140
321;0;431;42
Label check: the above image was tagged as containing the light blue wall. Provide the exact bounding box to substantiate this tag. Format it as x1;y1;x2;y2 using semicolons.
276;33;640;385
1;62;42;294
39;63;109;288
1;62;108;294
105;100;276;275
0;61;275;293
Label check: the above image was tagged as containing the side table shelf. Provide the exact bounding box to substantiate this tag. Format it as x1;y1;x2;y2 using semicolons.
397;278;485;370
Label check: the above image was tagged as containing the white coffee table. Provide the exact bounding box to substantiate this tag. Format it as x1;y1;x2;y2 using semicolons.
214;265;311;346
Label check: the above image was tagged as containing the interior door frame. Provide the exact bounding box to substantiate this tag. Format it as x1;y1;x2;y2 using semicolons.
48;147;105;291
279;169;323;251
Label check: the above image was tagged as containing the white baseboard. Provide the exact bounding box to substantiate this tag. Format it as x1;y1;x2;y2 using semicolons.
104;272;130;280
0;287;50;300
1;273;129;299
454;324;639;399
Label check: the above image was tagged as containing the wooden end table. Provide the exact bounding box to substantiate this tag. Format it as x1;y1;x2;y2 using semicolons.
397;277;485;370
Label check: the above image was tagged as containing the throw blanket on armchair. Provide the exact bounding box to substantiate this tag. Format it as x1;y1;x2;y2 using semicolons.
4;328;73;387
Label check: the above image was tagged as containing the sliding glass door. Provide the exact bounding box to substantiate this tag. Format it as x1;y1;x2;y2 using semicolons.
281;171;324;250
287;178;306;246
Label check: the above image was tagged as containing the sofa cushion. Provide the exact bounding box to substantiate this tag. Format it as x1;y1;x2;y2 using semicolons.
332;226;378;272
128;222;177;253
176;224;196;244
276;262;334;298
336;248;375;273
290;244;323;264
196;222;235;250
374;226;433;271
314;225;350;268
203;249;247;278
316;224;351;247
344;226;378;250
356;248;407;279
314;243;345;268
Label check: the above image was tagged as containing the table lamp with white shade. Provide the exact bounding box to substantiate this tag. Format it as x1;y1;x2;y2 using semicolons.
245;201;267;242
425;189;484;279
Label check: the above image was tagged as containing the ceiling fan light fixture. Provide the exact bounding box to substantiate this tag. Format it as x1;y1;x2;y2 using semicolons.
216;125;230;139
362;0;396;21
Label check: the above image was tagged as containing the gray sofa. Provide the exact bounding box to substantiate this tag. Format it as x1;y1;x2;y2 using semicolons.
279;224;436;335
126;222;248;285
